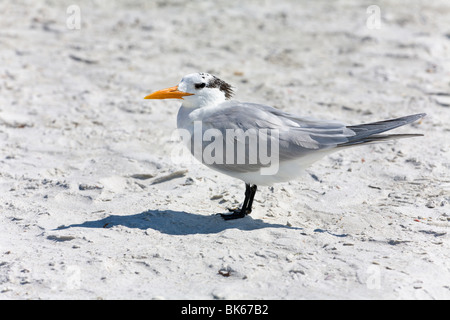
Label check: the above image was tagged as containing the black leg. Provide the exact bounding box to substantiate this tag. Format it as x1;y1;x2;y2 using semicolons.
246;185;258;214
226;183;250;212
220;184;258;220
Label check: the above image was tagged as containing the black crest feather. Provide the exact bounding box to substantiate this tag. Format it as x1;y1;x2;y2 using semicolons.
206;75;234;100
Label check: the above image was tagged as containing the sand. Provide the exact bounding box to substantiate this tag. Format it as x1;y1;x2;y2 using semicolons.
0;0;449;299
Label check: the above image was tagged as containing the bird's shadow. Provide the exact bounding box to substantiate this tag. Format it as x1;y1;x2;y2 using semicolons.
58;209;301;235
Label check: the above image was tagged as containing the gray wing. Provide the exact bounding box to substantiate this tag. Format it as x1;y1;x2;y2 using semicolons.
196;101;355;173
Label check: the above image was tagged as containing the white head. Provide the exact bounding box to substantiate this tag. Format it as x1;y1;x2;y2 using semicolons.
145;72;234;108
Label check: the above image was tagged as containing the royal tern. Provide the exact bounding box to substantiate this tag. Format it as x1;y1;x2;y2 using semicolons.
145;72;425;220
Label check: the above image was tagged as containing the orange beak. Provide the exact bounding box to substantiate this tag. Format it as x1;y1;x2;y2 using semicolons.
144;85;194;100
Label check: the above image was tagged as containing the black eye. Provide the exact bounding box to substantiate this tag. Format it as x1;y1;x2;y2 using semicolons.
195;83;206;89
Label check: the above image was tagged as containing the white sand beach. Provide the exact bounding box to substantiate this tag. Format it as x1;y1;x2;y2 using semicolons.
0;0;449;299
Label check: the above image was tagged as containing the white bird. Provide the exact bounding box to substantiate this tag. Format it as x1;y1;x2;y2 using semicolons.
145;72;425;220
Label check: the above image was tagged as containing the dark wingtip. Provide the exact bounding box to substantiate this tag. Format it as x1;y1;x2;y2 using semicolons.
412;113;427;120
342;113;427;147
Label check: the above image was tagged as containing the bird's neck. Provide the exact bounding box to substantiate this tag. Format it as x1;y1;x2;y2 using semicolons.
177;105;194;130
177;93;226;129
181;91;226;109
177;99;225;130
